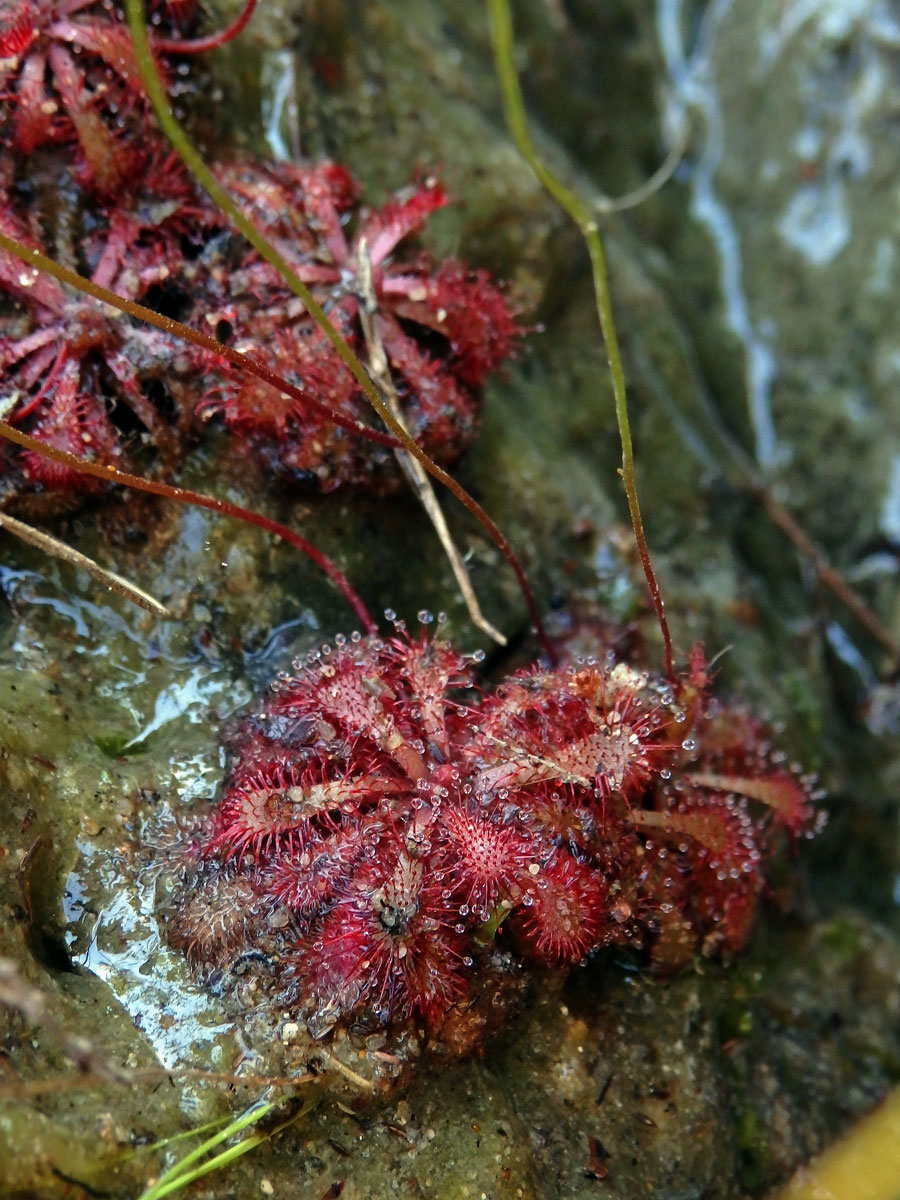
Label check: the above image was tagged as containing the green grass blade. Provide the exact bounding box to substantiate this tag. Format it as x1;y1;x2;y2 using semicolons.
486;0;674;677
138;1100;275;1200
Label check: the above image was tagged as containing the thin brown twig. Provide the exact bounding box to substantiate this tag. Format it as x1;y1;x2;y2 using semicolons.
0;1067;316;1101
753;482;900;662
0;420;376;633
0;511;171;617
308;1050;375;1095
356;240;507;646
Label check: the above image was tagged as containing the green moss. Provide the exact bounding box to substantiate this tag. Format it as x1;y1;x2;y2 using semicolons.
734;1106;769;1193
821;918;863;959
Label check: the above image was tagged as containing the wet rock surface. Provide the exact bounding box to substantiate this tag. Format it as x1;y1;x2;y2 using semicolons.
2;0;900;1197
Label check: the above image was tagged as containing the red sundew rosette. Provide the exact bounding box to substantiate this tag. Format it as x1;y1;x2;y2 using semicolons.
0;176;207;501
510;849;610;964
189;161;518;489
0;0;168;195
431;792;538;924
468;661;672;804
288;833;472;1032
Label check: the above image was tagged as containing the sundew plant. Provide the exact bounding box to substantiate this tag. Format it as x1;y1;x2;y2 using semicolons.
0;3;898;1199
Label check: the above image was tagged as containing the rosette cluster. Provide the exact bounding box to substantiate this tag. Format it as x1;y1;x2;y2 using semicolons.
0;5;519;509
164;623;819;1042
